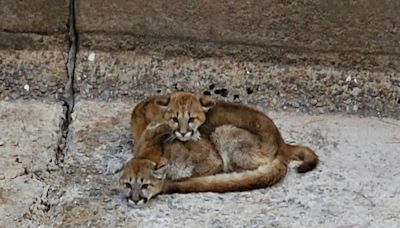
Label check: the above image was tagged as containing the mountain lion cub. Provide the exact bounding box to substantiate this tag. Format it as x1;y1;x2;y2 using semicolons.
120;92;318;203
120;96;222;203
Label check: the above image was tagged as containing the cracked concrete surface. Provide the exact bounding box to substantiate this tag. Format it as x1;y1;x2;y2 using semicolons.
0;101;65;227
2;100;398;227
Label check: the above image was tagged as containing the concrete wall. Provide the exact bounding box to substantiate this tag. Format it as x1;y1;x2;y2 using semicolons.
0;0;70;100
2;0;399;53
76;0;400;54
1;0;69;34
0;0;399;117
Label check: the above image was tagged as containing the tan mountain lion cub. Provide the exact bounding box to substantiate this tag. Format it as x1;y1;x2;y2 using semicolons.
120;122;223;203
156;92;318;174
120;92;318;203
120;96;222;203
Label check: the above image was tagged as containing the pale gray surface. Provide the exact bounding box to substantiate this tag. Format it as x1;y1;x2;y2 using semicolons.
0;101;64;227
1;100;399;227
50;100;400;227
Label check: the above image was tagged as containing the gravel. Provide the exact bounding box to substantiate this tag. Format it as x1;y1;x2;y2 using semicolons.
74;50;399;119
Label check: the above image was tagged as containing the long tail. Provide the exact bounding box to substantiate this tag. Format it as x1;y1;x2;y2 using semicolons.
162;158;287;194
286;144;319;173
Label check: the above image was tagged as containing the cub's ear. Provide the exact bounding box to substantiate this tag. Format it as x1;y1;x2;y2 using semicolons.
199;95;216;111
152;163;169;179
155;95;170;109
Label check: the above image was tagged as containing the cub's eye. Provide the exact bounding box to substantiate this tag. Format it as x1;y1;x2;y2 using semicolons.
141;184;149;189
188;117;194;123
125;183;132;189
172;117;179;123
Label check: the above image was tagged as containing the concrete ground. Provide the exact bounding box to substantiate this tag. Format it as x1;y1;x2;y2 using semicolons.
0;101;65;227
0;100;399;227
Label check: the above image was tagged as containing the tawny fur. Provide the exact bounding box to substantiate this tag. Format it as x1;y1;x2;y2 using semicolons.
121;92;319;200
120;97;223;202
129;96;223;176
162;124;288;194
159;92;319;173
154;92;318;194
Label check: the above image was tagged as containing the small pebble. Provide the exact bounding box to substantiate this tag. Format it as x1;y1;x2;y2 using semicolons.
310;99;318;106
88;52;96;62
23;84;30;91
100;90;110;101
291;101;300;108
39;84;47;93
11;92;19;99
350;87;361;97
0;141;4;146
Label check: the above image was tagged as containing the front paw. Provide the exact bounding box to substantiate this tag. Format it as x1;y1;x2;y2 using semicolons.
147;122;171;132
140;186;162;202
191;131;201;141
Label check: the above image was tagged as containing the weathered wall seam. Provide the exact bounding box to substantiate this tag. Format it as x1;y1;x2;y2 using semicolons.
56;0;77;164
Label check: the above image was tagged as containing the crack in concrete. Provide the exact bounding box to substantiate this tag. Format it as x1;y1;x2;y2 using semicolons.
28;0;79;222
57;0;78;165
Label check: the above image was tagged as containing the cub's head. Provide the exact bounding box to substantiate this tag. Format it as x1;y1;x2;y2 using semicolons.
156;92;216;141
119;158;168;204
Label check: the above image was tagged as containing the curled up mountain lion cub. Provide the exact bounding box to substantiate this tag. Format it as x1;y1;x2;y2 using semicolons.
120;92;318;203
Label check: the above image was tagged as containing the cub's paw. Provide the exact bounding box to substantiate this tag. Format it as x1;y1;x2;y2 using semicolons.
191;130;201;141
139;185;161;203
157;123;173;133
147;122;171;132
144;122;173;140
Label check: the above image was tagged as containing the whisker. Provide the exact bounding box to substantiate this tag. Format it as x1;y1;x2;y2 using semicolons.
164;133;176;143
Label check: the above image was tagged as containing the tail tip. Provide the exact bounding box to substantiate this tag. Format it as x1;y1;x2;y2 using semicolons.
296;161;318;173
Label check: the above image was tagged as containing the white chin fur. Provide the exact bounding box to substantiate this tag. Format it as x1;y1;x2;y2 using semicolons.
175;132;191;141
177;136;191;142
136;199;146;205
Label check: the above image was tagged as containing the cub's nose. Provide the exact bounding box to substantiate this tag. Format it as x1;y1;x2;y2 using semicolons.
127;186;140;202
127;195;147;205
127;188;148;205
175;131;193;140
